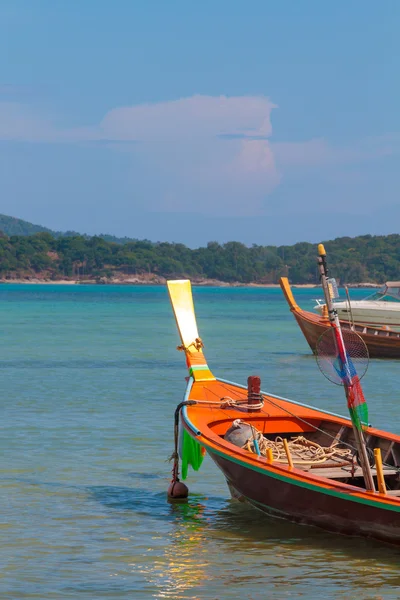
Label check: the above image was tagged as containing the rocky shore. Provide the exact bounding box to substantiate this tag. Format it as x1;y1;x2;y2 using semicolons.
0;274;381;288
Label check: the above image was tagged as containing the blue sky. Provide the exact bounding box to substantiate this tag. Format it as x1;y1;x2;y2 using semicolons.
0;0;399;246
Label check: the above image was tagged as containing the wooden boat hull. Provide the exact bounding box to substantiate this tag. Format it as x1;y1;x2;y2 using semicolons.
209;450;400;544
280;277;400;359
168;278;400;546
178;376;400;546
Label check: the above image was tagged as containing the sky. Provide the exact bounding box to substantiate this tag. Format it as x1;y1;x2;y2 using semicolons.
0;0;399;247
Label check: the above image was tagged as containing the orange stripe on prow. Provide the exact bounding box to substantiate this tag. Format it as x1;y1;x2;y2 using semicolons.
167;279;215;381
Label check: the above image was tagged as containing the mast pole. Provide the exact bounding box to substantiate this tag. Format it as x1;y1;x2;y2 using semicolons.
317;244;375;492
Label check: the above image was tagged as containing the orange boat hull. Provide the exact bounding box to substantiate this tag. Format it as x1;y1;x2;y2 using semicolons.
167;278;400;546
181;377;400;545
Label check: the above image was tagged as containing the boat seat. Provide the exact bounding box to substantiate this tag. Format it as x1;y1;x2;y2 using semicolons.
306;466;398;480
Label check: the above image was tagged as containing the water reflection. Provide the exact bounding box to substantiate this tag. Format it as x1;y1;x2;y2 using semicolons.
89;482;400;599
144;502;210;599
159;499;400;599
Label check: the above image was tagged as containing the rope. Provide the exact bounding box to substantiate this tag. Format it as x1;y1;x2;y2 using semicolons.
258;394;399;472
190;394;358;466
189;385;400;473
260;394;362;464
177;337;204;352
167;400;197;484
191;396;265;411
243;425;353;466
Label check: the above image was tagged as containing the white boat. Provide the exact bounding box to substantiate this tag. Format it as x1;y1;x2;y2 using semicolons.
314;281;400;329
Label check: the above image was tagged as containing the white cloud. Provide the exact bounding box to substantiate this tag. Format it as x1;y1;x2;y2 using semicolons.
99;95;280;215
0;95;399;217
100;95;276;142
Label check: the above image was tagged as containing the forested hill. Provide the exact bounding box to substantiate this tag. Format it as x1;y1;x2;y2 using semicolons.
0;214;56;237
0;231;399;284
0;214;139;245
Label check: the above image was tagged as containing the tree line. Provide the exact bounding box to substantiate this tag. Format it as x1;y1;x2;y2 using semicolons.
0;231;399;284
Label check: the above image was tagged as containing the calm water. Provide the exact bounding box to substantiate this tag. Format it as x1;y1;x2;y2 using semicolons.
1;284;400;599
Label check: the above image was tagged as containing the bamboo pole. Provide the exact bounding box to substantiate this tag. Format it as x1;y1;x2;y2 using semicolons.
374;448;387;494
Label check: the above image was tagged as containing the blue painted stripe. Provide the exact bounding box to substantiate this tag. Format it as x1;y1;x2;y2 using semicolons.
182;376;194;402
181;377;201;435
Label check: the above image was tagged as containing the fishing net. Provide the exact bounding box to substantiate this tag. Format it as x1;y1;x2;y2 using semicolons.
316;328;369;385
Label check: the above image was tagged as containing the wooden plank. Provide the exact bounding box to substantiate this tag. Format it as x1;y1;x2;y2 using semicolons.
386;490;400;496
307;466;398;480
383;441;395;463
332;425;346;444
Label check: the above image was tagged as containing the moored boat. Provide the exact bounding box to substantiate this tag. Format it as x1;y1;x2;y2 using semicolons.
314;282;400;329
166;268;400;546
281;277;400;359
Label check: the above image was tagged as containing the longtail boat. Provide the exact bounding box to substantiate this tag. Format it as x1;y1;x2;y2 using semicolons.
280;277;400;359
166;250;400;545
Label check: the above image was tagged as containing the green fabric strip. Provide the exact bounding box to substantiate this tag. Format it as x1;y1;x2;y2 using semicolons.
181;428;205;480
349;404;369;431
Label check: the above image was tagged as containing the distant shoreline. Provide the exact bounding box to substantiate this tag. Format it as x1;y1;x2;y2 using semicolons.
0;277;381;288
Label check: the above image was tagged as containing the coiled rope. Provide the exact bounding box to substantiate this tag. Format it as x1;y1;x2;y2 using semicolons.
244;425;353;467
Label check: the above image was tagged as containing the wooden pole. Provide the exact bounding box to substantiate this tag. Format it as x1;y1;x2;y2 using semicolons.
283;438;294;468
317;244;375;492
266;448;273;463
374;448;387;494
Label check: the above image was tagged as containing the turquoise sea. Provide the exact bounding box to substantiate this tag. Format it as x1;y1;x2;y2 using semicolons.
1;284;400;599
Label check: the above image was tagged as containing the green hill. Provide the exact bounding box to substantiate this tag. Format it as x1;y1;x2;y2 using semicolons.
0;229;398;284
0;215;398;284
0;214;57;237
0;214;140;245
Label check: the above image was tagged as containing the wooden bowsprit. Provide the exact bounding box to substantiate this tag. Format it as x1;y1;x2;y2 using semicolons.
316;244;375;492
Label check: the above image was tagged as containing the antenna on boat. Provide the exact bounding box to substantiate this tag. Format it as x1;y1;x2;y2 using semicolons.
316;244;375;492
